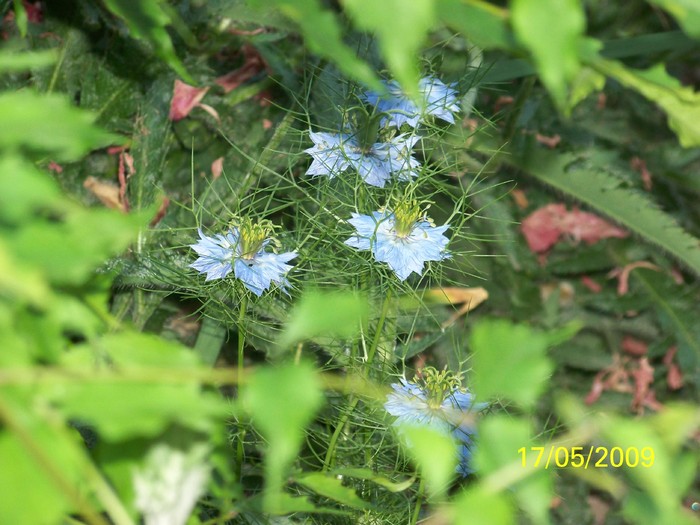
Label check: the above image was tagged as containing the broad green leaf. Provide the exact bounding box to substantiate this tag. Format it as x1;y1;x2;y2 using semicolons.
646;0;700;38
194;317;227;366
470;319;556;408
600;411;698;524
475;416;552;525
483;136;700;276
0;400;85;525
242;362;324;511
0;92;121;161
294;472;370;509
568;66;606;108
0;239;50;306
437;0;511;50
12;0;27;37
102;0;191;81
343;0;434;95
592;59;700;147
398;425;456;499
247;0;380;90
0;155;65;225
9;207;149;286
511;0;585;112
278;290;368;349
453;486;514;525
0;49;57;72
331;468;415;492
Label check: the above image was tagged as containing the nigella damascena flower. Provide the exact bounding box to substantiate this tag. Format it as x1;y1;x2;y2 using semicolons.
304;130;420;188
384;367;483;477
363;76;459;128
189;219;297;296
344;201;450;281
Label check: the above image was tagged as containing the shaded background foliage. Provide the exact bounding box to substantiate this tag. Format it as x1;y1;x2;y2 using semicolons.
0;0;699;524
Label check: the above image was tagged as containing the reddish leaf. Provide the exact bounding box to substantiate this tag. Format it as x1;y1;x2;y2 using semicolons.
607;261;660;295
631;358;661;414
559;209;628;245
630;156;652;191
211;157;224;180
521;204;627;254
169;80;210;121
663;346;684;390
621;336;648;357
535;133;561;148
215;45;266;94
580;275;602;293
149;197;170;227
521;203;565;253
47;161;63;173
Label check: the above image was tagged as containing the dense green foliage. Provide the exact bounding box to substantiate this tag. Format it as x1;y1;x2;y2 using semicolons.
1;0;699;524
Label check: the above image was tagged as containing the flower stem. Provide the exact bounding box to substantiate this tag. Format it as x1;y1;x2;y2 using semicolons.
410;477;425;525
322;396;360;472
235;294;248;482
366;289;392;370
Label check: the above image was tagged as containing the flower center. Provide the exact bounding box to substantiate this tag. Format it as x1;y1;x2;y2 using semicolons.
392;200;422;238
417;367;462;410
233;218;273;260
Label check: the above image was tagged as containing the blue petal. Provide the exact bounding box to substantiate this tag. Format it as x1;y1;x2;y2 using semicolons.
233;250;297;296
189;229;237;281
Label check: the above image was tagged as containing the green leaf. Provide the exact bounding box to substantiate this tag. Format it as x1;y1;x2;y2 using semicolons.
247;0;380;90
475;416;552;525
0;397;86;525
9;207;149;286
398;425;457;499
646;0;700;38
331;468;415;492
511;0;586;112
453;486;514;525
470;319;556;408
242;362;324;511
568;66;606;108
593;60;700;147
0;49;58;72
0;92;121;161
294;472;370;509
278;289;368;349
437;0;512;50
102;0;191;81
193;317;227;366
343;0;434;95
487;136;700;276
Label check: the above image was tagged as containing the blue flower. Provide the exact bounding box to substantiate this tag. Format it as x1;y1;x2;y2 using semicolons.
304;130;420;188
364;76;459;128
344;203;450;281
384;368;483;477
189;223;296;297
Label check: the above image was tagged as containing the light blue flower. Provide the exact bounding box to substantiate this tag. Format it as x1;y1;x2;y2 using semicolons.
384;368;483;477
364;76;459;128
304;130;420;188
344;203;450;281
189;222;296;296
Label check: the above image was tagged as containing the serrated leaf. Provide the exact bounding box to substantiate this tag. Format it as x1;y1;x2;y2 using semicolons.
103;0;191;81
343;0;434;94
511;0;585;113
593;60;700;147
487;137;700;276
